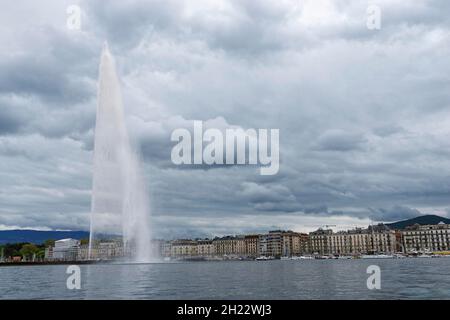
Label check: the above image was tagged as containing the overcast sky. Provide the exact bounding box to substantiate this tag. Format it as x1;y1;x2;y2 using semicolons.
1;0;450;238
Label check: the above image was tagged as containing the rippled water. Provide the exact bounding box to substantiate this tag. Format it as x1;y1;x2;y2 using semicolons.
1;259;450;299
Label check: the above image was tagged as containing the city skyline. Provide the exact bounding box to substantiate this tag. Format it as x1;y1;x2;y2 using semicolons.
37;219;450;262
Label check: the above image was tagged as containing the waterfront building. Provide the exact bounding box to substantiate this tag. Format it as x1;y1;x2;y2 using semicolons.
76;241;125;260
171;239;198;257
197;239;215;256
259;234;269;256
309;229;333;255
266;230;284;257
402;222;450;253
235;236;247;255
257;231;281;257
257;230;309;257
52;238;80;260
266;230;283;257
213;236;237;256
244;235;260;257
282;231;309;256
161;241;172;258
298;233;310;254
366;224;396;254
329;228;368;255
44;246;53;260
77;244;89;260
310;225;396;255
213;235;249;257
97;241;124;259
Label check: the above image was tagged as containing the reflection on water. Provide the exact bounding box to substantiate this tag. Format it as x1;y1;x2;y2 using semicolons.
1;259;450;299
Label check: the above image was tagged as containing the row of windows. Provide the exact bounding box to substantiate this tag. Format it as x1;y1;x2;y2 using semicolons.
404;231;450;235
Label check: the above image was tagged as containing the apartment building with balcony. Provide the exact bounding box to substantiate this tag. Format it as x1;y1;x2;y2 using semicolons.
213;236;237;256
402;222;450;253
244;235;260;257
197;239;215;256
309;229;333;255
282;231;309;256
258;230;309;257
170;239;198;257
310;225;396;255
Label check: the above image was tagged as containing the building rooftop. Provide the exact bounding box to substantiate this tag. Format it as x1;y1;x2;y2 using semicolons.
55;238;78;243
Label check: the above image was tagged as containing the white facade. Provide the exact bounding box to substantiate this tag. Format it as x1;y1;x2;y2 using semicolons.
52;238;80;260
402;223;450;253
310;226;396;255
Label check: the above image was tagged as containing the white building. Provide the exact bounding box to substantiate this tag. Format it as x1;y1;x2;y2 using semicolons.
170;240;198;257
197;240;215;256
402;222;450;253
52;238;80;260
310;225;396;255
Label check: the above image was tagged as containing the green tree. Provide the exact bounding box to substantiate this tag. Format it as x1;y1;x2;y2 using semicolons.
44;239;55;248
80;238;89;245
4;243;28;257
36;249;46;259
19;244;39;260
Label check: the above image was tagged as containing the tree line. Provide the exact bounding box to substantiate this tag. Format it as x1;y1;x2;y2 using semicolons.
0;239;89;261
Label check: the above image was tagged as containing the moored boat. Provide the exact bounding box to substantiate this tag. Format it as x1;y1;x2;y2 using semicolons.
361;254;394;259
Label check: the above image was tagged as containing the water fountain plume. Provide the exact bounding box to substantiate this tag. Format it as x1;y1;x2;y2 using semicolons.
89;43;152;262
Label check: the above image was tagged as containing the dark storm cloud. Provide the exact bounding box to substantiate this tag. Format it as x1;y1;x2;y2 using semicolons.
0;26;98;139
0;45;95;106
0;108;22;135
314;130;367;152
84;0;180;49
368;205;423;222
0;57;71;103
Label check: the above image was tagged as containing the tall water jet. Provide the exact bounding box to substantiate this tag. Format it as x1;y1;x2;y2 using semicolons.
89;43;152;262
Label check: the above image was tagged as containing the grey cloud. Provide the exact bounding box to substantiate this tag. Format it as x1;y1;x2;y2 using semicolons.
0;0;450;236
0;109;22;135
0;27;98;139
368;205;423;222
314;130;367;152
0;53;94;106
241;182;295;203
303;205;329;215
84;0;181;49
373;125;405;137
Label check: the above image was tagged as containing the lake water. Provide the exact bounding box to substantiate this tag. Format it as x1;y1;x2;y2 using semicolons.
1;259;450;299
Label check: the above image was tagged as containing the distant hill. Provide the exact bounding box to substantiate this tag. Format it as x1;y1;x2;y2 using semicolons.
0;230;90;245
386;215;450;230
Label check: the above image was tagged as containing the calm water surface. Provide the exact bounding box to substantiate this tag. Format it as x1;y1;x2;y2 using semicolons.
1;259;450;299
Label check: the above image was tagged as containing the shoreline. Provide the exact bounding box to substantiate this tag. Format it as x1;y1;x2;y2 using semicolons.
0;260;99;267
1;254;449;266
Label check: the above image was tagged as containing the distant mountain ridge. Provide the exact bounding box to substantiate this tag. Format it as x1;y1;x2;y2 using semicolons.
1;214;449;244
0;230;89;245
386;214;450;230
